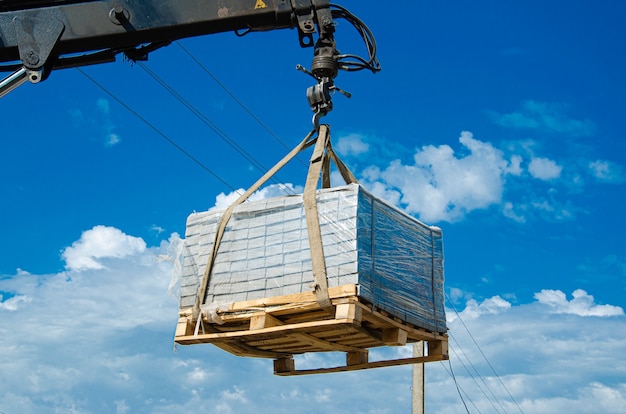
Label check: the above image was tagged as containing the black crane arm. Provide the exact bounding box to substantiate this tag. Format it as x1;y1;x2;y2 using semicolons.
0;0;380;108
0;0;321;64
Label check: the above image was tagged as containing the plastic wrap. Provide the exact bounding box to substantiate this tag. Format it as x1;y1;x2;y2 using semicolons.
179;184;446;334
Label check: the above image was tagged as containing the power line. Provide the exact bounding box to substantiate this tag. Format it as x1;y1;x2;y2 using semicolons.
137;61;266;173
77;68;238;192
444;357;472;414
175;41;311;170
175;41;295;154
135;61;297;196
449;332;509;413
446;293;525;414
440;355;482;413
449;336;506;414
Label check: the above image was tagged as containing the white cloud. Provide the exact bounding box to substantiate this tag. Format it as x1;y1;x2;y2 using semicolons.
252;183;304;200
342;130;623;223
449;295;512;322
315;388;333;403
0;293;32;311
534;289;624;316
366;131;519;222
62;225;147;271
437;290;626;413
2;226;626;413
213;188;244;210
150;224;166;234
210;183;304;211
105;132;121;147
361;166;402;205
335;133;370;156
528;157;563;180
529;196;577;221
502;201;527;223
199;133;619;225
188;366;210;382
589;160;625;183
71;98;121;147
456;289;624;320
507;154;524;175
222;386;248;403
115;400;129;414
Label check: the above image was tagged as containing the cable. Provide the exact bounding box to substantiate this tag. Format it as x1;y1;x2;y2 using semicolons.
449;335;506;414
136;61;264;173
135;61;297;196
450;332;509;413
446;293;525;414
175;41;311;172
226;4;380;75
330;4;381;74
175;41;295;154
445;357;472;414
76;68;238;192
440;358;482;413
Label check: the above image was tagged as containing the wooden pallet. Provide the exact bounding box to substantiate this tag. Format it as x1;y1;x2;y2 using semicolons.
175;284;448;375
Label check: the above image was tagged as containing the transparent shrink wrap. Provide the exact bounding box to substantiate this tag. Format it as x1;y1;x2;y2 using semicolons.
179;184;446;334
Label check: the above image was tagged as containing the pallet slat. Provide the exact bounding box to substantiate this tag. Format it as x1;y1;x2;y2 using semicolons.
175;284;448;375
275;353;449;376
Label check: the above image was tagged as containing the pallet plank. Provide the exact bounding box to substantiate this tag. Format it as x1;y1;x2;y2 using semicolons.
176;317;358;345
175;285;449;375
275;354;449;376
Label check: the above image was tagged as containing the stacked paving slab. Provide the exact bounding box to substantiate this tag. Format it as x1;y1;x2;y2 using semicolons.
179;184;446;334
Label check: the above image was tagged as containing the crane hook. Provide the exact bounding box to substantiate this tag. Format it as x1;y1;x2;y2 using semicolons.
297;64;351;131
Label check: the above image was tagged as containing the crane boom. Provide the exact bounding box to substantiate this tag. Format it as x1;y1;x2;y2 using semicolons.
0;0;314;62
0;0;380;114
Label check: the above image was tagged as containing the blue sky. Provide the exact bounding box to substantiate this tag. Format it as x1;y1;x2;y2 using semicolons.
1;1;626;413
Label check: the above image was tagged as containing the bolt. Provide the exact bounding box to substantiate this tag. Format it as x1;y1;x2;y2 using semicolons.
24;50;40;67
109;6;130;24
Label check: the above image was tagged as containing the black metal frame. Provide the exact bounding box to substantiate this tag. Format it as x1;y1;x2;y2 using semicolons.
0;0;332;65
0;0;379;119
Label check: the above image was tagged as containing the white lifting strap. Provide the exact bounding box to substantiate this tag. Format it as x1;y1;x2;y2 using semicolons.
192;125;357;321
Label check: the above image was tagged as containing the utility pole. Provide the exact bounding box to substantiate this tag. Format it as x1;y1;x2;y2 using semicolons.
412;341;425;414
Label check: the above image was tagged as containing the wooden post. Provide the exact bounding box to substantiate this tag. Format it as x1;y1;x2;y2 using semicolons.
412;341;425;414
